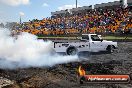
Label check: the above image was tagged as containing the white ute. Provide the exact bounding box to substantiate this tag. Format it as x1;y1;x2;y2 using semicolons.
52;34;118;55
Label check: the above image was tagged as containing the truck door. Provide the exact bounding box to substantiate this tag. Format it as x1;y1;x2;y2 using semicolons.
80;35;90;51
90;35;104;52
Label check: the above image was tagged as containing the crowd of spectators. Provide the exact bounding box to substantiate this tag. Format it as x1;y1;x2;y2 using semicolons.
13;6;132;36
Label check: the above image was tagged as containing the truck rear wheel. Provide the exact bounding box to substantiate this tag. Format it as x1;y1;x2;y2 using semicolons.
107;45;114;53
66;47;77;55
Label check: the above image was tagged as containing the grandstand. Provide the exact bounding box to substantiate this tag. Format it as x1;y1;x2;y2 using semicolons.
13;0;132;36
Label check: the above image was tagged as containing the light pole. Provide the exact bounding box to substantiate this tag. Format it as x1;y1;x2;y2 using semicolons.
20;16;22;24
76;0;77;8
19;12;25;24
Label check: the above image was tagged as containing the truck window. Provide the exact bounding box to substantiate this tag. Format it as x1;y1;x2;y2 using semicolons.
91;35;101;41
82;35;89;40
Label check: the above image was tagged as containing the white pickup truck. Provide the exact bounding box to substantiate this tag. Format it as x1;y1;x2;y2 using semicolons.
52;34;117;55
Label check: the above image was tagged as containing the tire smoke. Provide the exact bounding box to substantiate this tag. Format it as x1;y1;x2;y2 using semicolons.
0;29;78;69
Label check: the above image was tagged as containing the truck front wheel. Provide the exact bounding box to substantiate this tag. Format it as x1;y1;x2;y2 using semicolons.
107;45;114;53
66;47;77;55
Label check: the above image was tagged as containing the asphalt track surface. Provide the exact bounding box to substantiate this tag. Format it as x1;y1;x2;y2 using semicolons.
0;42;132;88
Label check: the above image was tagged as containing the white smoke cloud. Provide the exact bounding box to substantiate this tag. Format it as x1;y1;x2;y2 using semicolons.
0;28;78;69
0;0;30;6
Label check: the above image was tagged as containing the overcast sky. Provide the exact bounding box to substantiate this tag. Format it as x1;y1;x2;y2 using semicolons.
0;0;120;23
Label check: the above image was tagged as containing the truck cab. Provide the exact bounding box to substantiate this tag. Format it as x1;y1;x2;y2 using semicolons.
81;34;117;52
